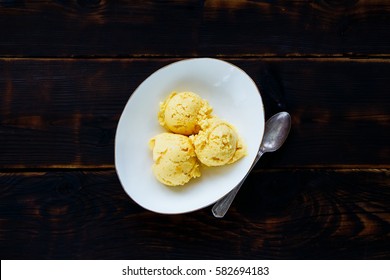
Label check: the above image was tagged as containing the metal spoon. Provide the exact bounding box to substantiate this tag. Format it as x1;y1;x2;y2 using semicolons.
212;111;291;218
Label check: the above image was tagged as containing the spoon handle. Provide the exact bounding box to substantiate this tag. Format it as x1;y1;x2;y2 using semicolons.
212;150;265;218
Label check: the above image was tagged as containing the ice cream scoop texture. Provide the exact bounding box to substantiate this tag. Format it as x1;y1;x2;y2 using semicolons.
149;91;246;186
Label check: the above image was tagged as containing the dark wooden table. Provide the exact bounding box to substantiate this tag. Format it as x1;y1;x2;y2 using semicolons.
1;0;389;260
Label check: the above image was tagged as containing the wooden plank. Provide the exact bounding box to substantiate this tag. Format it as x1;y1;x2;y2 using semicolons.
0;1;390;57
201;0;390;57
1;58;389;168
241;58;390;168
0;58;161;168
0;170;389;259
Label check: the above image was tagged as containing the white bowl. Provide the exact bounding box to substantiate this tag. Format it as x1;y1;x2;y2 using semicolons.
115;58;264;214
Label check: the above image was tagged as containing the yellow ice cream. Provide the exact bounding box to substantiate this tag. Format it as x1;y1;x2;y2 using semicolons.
191;118;247;167
158;91;212;135
149;133;201;186
150;91;246;187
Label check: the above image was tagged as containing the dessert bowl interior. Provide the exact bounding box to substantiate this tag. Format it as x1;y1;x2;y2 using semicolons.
115;58;264;214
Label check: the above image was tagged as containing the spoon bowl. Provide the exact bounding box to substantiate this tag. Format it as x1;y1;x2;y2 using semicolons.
261;112;291;153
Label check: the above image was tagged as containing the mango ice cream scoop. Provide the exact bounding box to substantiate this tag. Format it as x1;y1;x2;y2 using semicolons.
191;118;247;167
158;91;212;135
149;133;201;186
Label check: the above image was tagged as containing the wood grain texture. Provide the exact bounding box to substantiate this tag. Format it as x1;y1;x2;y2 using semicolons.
1;0;390;57
0;0;389;263
1;58;389;168
0;170;389;259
